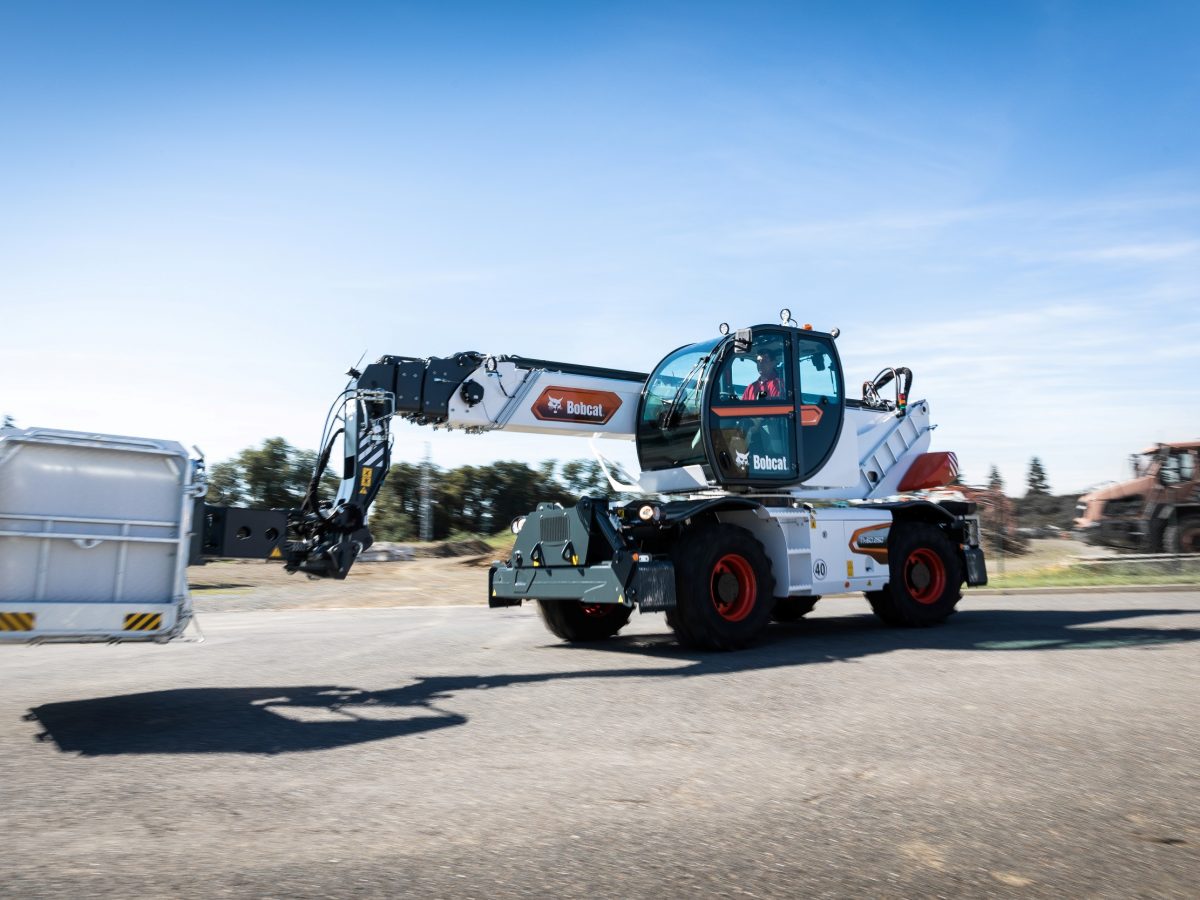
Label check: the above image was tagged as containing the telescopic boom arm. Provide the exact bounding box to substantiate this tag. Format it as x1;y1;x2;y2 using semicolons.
274;353;648;579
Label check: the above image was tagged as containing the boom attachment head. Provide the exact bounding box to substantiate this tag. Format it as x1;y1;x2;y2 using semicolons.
280;384;395;579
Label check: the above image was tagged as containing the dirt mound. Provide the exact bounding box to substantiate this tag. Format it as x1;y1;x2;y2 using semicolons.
363;539;499;561
421;539;495;558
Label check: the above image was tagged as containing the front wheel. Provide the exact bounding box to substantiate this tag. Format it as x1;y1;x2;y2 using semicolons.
1164;515;1200;554
536;600;633;642
670;524;775;650
868;522;963;627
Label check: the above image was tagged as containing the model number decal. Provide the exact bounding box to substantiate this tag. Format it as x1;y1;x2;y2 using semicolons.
849;523;890;562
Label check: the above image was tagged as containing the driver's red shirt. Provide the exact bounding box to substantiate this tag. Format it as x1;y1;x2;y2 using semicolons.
742;377;783;400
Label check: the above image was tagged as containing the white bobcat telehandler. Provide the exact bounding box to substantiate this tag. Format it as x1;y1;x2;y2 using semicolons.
1;311;986;649
253;310;987;650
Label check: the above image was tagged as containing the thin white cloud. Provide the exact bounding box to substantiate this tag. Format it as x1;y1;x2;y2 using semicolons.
1049;240;1200;264
738;205;1003;248
722;189;1200;261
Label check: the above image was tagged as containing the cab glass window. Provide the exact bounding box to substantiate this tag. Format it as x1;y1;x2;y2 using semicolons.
1162;450;1196;485
796;339;840;404
711;335;791;403
795;336;843;480
637;339;719;472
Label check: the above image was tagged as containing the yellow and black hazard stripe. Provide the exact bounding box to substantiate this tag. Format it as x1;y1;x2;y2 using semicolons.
123;612;163;632
0;612;36;632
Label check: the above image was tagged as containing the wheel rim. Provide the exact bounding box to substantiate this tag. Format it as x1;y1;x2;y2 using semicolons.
710;553;757;622
904;547;946;604
1180;524;1200;553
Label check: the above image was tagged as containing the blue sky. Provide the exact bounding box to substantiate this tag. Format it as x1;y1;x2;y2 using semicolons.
2;1;1198;493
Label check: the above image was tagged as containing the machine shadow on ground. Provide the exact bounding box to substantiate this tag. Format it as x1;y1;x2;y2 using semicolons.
23;607;1198;757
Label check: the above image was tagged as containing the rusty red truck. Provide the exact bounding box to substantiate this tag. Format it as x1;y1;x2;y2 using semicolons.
1075;441;1200;553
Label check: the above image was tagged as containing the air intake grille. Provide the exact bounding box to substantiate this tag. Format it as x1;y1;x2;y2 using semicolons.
539;513;569;543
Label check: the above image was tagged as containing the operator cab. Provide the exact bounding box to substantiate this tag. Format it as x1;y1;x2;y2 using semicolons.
637;322;844;490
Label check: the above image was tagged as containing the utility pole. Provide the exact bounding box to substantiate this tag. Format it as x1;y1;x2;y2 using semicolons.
419;442;433;542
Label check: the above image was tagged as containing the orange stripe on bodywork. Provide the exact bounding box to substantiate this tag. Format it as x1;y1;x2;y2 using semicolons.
849;524;890;562
712;405;792;417
711;404;825;426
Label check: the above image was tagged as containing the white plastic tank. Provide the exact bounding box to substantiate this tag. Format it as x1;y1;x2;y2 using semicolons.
0;427;203;642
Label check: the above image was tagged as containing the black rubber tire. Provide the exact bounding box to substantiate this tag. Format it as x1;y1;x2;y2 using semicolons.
864;589;903;626
669;523;775;651
536;600;633;642
1149;518;1168;553
1163;515;1200;554
771;596;819;622
868;522;963;627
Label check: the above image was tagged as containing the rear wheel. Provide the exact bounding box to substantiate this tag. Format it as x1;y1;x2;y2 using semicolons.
868;522;963;627
669;524;774;650
1164;515;1200;554
771;596;819;622
536;600;633;642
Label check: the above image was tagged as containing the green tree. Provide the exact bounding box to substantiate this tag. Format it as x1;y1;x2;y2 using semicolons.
1026;457;1051;498
486;460;572;532
367;461;424;541
204;437;338;508
205;460;245;505
987;465;1004;493
559;458;635;500
239;437;303;507
206;447;638;542
415;460;577;539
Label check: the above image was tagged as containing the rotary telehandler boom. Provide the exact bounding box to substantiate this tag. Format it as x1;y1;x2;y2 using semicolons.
211;311;986;650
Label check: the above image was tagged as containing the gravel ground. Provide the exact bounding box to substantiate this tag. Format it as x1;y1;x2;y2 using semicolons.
2;591;1197;899
188;552;503;612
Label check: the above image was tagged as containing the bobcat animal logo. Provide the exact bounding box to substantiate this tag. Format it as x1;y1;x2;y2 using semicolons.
531;387;622;425
735;449;749;469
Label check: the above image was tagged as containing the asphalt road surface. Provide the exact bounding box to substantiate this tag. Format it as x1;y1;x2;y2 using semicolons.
2;590;1197;898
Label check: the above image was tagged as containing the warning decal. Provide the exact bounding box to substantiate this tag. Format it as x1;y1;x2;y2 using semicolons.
123;613;163;632
0;612;35;632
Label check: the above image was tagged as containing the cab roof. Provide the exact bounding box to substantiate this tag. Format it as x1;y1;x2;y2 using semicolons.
1140;441;1200;453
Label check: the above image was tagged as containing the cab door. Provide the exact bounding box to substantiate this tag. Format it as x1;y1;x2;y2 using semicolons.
704;327;845;487
705;328;800;485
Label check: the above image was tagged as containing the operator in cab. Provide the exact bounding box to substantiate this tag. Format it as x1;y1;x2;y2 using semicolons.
742;351;783;400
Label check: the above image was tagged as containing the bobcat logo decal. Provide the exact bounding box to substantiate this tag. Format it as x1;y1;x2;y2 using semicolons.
735;449;750;469
531;387;623;425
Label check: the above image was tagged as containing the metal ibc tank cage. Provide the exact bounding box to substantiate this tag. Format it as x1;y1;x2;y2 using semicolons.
0;427;204;643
